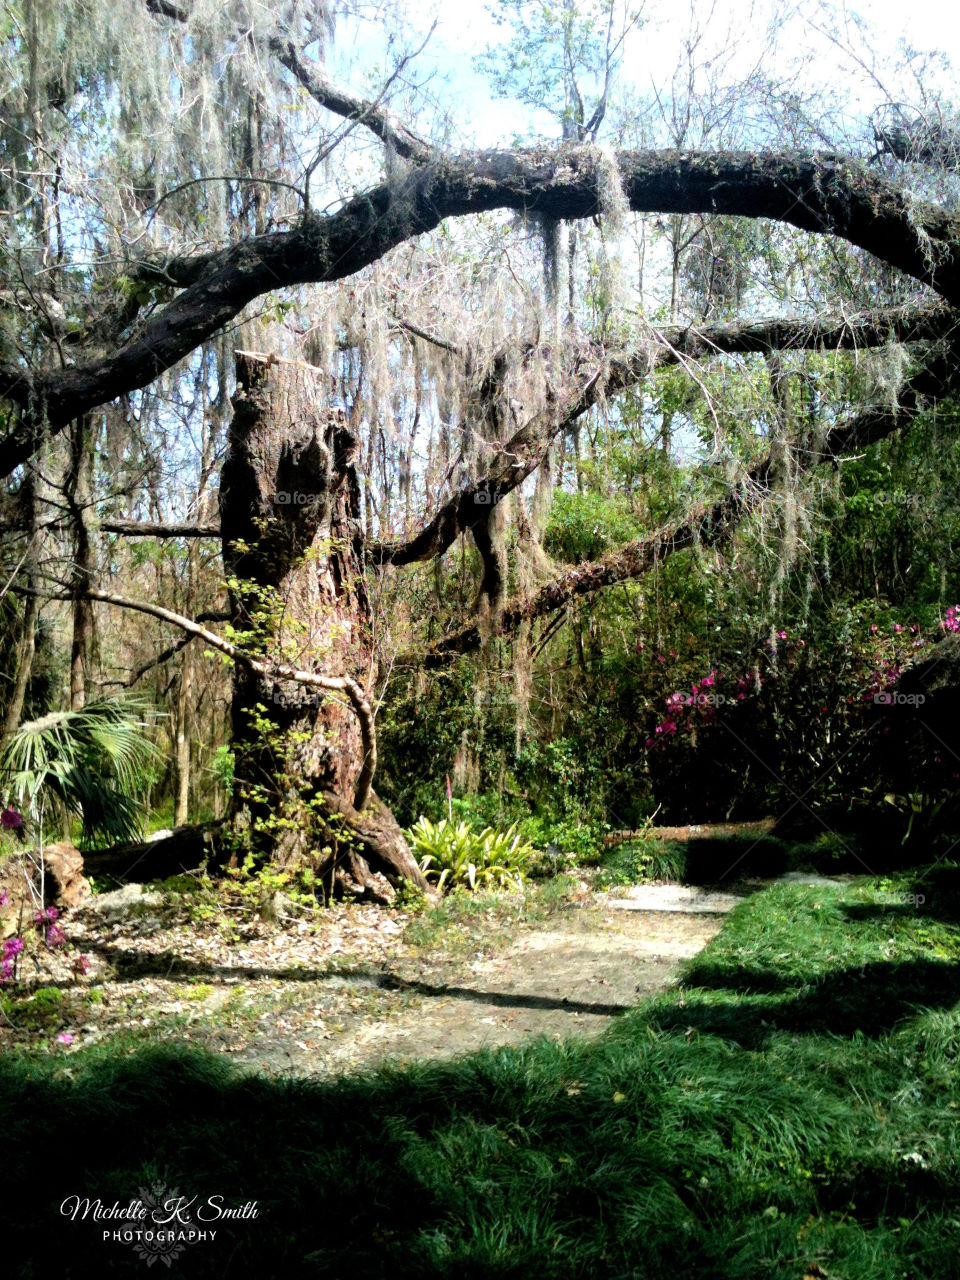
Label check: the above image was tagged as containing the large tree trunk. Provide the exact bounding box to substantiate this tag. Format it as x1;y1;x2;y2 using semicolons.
218;352;424;896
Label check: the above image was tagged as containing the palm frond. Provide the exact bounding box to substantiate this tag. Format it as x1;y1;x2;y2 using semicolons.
1;698;160;850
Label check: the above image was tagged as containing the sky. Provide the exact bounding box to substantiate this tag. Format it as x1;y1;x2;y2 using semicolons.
333;0;960;148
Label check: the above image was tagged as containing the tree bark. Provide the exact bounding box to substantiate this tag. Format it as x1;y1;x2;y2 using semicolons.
3;474;39;735
65;416;95;710
219;352;424;893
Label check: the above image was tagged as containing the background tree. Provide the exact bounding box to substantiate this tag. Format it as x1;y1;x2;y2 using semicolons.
1;0;959;886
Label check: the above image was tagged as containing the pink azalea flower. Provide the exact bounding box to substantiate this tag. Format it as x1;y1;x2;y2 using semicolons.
57;1033;74;1045
1;807;23;831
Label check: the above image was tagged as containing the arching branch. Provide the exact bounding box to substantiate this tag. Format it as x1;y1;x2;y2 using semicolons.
421;357;954;665
370;302;954;568
3;147;959;477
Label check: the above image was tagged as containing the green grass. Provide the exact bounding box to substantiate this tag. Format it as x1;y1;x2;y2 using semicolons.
402;874;578;953
596;827;934;886
3;867;960;1276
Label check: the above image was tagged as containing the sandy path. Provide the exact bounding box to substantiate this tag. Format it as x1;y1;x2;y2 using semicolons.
230;897;734;1078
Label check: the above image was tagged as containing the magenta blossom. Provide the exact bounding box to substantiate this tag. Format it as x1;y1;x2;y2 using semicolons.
1;806;23;831
57;1032;74;1045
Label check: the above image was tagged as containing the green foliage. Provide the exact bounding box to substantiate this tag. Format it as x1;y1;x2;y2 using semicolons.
596;836;688;886
543;490;643;563
407;815;535;892
0;697;159;849
5;872;960;1277
209;744;235;799
476;0;640;141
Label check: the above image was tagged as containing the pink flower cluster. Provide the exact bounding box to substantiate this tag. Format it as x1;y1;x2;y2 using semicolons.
646;669;723;747
1;935;24;982
642;615;937;754
36;905;65;948
941;605;960;634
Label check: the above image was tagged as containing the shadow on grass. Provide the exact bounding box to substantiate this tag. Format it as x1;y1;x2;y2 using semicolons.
649;955;960;1045
3;1013;960;1279
6;876;960;1277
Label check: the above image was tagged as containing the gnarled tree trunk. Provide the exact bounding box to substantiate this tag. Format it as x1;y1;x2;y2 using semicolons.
219;352;424;896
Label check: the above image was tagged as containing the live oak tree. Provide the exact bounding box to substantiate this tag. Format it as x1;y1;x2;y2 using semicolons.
2;0;960;890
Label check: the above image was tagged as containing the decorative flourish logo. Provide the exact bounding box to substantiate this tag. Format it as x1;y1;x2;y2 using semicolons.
132;1183;192;1269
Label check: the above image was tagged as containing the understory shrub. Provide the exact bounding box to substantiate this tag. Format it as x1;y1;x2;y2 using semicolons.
406;816;535;892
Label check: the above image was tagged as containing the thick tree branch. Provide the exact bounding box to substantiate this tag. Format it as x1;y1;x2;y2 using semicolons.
422;357;953;664
371;302;953;567
100;519;222;538
3;148;959;476
370;363;605;567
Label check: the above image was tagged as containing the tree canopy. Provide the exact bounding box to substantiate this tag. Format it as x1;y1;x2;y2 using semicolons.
2;0;960;873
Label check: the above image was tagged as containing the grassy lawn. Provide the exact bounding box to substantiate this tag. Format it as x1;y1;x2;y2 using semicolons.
3;866;960;1277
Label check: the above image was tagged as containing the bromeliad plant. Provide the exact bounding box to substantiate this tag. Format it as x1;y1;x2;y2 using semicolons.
406;815;535;893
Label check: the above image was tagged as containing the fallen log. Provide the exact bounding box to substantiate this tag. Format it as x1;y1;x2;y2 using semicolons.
604;817;777;847
79;821;225;882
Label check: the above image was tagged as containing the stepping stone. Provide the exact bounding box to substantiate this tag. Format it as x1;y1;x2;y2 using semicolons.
776;871;842;887
605;884;747;914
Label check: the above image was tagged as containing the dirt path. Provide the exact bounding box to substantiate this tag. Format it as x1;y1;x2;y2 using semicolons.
227;895;734;1078
4;882;746;1078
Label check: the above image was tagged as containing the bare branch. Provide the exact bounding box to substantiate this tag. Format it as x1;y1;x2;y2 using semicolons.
10;585;377;811
100;519;222;538
268;37;435;165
